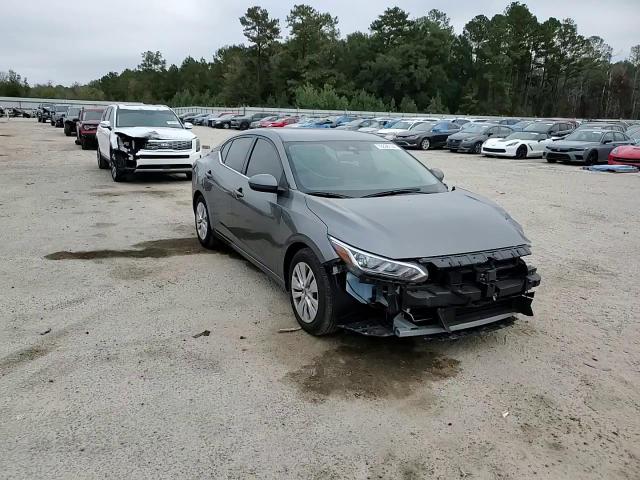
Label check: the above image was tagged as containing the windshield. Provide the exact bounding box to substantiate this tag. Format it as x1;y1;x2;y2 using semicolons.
564;130;603;142
116;109;182;128
284;141;446;198
67;107;81;116
411;122;436;132
511;121;532;129
505;132;545;141
524;123;553;133
55;105;68;112
82;110;104;121
461;124;490;134
390;121;413;130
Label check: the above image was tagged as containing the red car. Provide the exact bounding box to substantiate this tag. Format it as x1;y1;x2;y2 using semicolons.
609;145;640;166
75;107;105;150
264;116;298;128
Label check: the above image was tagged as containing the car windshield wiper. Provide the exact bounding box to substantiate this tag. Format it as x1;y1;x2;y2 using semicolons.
362;188;422;198
305;191;352;199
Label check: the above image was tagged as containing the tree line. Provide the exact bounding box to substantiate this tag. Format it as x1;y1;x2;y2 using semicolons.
2;2;640;118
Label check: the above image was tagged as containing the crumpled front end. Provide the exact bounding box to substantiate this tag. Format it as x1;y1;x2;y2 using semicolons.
111;129;200;174
333;245;541;338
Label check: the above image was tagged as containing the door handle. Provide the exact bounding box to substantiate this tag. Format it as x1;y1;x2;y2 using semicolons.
205;170;213;179
233;187;244;199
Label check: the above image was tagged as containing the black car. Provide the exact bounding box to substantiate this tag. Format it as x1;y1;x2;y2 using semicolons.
63;106;82;136
231;113;275;130
446;124;512;153
36;103;54;123
523;121;574;138
393;121;461;150
212;114;242;129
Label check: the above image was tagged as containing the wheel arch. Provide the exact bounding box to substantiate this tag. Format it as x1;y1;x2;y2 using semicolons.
283;237;331;291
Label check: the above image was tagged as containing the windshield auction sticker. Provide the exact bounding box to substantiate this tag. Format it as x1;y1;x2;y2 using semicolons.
374;143;401;150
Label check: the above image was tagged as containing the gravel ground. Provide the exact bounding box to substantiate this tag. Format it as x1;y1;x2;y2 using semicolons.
1;118;639;480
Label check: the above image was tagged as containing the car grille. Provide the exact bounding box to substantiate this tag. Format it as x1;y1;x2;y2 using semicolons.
546;152;570;161
448;139;461;146
144;140;192;151
483;147;506;153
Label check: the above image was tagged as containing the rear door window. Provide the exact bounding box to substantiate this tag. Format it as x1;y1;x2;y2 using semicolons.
224;137;254;173
245;138;284;181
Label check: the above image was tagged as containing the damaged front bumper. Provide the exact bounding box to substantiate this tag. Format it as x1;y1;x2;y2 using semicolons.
335;246;541;338
112;132;200;174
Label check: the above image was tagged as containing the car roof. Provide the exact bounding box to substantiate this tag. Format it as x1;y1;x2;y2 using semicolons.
236;128;385;143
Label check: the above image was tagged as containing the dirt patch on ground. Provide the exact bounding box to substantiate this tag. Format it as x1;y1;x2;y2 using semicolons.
285;336;460;401
45;237;203;260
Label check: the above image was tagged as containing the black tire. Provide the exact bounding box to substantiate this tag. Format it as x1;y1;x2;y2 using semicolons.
515;145;527;159
64;124;71;136
185;172;192;180
109;151;127;182
97;149;109;169
473;142;482;154
587;151;599;165
419;138;431;150
546;158;556;163
241;122;249;130
289;248;340;336
194;195;218;249
81;137;89;150
223;123;230;129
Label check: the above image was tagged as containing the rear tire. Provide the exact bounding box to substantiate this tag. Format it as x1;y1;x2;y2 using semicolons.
515;145;527;159
223;123;230;129
194;196;218;250
81;137;89;150
289;248;340;336
185;172;192;181
64;124;71;136
546;158;556;163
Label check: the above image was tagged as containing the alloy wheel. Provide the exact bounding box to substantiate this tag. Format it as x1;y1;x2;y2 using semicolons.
421;138;430;150
291;262;319;323
196;202;209;240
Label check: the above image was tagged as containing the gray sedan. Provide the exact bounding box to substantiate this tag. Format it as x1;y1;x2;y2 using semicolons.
192;129;540;337
545;129;634;164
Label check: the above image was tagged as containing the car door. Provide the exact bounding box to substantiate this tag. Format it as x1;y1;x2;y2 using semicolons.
96;107;111;159
598;132;615;159
226;137;290;274
207;136;255;244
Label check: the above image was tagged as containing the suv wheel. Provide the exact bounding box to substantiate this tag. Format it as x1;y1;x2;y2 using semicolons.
110;151;126;182
194;196;218;249
97;149;109;169
289;248;340;335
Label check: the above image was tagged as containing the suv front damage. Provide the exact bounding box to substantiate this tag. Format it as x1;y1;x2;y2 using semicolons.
110;128;201;176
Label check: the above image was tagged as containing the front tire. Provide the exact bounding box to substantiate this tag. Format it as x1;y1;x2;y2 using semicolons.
110;151;127;182
473;142;482;154
587;151;599;165
97;148;109;169
223;123;230;129
194;196;218;249
289;248;340;336
419;138;431;150
515;145;527;159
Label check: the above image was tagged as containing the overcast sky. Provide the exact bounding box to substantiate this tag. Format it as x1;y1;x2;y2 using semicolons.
2;0;639;86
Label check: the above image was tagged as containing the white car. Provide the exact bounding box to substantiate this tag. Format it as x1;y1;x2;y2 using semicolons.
96;104;201;181
481;132;552;159
376;119;426;139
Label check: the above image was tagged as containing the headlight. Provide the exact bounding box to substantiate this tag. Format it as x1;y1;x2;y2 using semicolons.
195;138;201;152
329;237;428;282
405;135;418;139
505;141;518;146
384;134;395;140
611;147;619;155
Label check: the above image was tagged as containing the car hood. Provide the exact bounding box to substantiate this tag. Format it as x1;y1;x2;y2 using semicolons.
305;189;529;259
547;140;598;149
393;129;421;137
112;127;195;140
612;145;640;158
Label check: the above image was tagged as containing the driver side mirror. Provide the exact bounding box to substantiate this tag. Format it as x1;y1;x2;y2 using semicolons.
248;174;280;193
431;168;445;182
99;120;111;130
603;139;612;144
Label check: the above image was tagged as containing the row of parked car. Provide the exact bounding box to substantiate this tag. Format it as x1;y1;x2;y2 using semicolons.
37;102;201;181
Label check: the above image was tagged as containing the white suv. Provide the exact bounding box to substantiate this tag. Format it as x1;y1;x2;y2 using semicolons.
96;104;201;181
